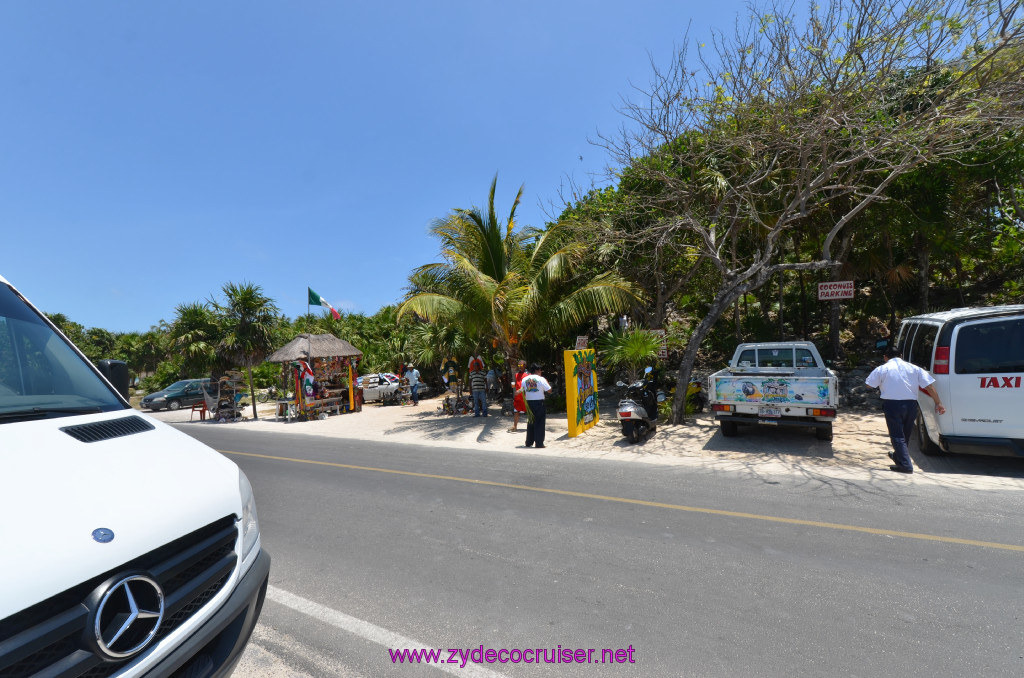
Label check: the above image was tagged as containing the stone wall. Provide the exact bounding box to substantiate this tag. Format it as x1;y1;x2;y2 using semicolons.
838;365;882;411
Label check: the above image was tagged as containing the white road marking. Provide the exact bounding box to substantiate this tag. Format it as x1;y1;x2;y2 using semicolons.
267;586;507;678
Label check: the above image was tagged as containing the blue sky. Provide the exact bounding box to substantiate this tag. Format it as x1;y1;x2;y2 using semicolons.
0;1;737;333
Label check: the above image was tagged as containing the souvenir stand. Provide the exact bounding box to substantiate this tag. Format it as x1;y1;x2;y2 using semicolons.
266;333;364;422
201;370;247;422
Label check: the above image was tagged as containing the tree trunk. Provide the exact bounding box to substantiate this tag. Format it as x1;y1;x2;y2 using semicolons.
734;299;741;343
798;269;808;339
828;231;854;360
670;282;747;424
247;365;258;420
778;270;785;340
916;240;931;314
829;300;842;361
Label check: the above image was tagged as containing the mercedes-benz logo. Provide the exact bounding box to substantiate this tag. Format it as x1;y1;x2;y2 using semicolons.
92;528;115;543
93;575;165;659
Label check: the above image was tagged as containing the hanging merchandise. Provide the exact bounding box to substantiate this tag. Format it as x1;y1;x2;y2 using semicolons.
296;360;316;398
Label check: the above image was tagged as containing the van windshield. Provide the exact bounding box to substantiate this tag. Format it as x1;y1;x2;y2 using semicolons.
0;283;126;420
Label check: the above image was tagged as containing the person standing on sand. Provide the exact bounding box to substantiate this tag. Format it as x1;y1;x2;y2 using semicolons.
518;363;552;448
469;362;488;417
509;360;528;432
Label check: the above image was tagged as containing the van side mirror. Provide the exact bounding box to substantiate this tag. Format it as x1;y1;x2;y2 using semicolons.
97;359;130;400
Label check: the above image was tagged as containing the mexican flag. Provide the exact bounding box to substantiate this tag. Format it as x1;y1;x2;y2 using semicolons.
308;287;341;320
297;360;316;397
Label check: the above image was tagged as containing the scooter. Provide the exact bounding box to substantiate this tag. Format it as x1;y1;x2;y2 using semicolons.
686;378;708;413
616;367;665;444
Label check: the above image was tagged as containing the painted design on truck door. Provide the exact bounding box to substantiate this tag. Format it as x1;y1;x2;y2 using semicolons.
715;376;830;405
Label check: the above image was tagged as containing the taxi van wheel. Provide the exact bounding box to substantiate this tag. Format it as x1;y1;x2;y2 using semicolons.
720;420;738;437
815;423;833;442
168;400;181;411
916;416;944;456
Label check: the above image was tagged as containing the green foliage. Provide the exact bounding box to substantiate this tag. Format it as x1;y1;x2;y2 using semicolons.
595;328;662;383
214;281;280;369
399;175;640;365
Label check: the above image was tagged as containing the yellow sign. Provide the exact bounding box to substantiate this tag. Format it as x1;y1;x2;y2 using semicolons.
564;349;599;437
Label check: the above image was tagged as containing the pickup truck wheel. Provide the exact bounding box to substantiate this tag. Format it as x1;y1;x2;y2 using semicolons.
720;420;738;437
168;400;181;411
815;423;833;442
916;414;944;456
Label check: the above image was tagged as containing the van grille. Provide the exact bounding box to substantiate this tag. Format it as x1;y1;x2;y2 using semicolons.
0;516;237;678
60;415;155;443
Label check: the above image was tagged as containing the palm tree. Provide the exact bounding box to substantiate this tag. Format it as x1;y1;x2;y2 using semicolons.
399;175;640;365
214;282;280;420
168;302;219;379
595;328;662;384
408;321;469;386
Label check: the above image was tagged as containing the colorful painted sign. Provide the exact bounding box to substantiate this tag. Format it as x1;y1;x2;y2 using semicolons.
564;349;599;437
713;376;831;405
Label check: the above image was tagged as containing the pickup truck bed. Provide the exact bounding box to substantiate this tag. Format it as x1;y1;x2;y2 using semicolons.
709;342;838;441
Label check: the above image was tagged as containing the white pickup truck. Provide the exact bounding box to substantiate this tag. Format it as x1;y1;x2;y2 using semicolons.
709;341;838;441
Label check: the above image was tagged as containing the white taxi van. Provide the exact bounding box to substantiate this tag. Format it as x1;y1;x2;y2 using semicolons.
896;305;1024;457
0;273;270;677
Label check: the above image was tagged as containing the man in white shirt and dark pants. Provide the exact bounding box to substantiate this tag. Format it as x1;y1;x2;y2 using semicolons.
865;344;946;473
405;365;421;406
519;363;552;449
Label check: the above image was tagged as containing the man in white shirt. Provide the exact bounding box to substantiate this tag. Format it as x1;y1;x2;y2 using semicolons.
405;365;421;406
518;363;553;448
865;345;946;473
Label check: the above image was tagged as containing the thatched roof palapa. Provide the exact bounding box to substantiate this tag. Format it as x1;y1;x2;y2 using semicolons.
266;333;363;363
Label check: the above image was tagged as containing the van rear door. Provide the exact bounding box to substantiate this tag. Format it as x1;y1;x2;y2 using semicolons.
948;317;1024;438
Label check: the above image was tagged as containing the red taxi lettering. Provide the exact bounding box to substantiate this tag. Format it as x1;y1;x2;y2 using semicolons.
978;376;1022;388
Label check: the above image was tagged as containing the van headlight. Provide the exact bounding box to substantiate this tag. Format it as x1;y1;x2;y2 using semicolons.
238;470;261;562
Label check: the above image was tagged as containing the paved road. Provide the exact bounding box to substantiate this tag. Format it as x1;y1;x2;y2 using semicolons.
174;424;1024;677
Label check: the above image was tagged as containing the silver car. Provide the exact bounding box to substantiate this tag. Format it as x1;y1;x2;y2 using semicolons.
358;373;401;401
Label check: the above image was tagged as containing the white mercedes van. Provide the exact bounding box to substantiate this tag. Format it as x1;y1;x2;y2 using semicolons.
896;305;1024;457
0;274;270;677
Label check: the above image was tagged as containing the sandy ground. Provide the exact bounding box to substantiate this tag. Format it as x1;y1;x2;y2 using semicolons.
144;392;1024;491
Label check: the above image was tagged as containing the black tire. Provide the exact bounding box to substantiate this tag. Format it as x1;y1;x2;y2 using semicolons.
720;419;738;437
630;425;641;444
916;414;944;456
168;400;181;411
815;423;833;442
257;391;269;403
621;421;634;438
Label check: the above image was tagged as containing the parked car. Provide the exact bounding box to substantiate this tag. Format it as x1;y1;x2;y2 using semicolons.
357;373;401;401
141;378;209;411
0;272;270;677
895;305;1024;457
709;341;838;441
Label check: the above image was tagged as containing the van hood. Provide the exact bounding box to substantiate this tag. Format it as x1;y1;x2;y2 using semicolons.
0;411;241;619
